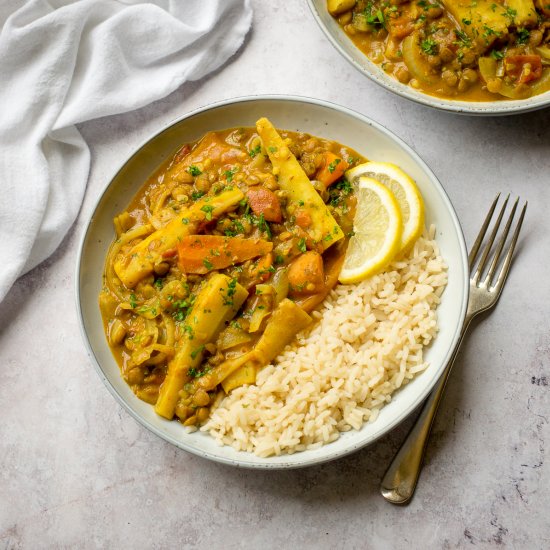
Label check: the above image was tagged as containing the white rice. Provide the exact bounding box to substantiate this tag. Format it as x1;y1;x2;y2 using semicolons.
201;226;448;457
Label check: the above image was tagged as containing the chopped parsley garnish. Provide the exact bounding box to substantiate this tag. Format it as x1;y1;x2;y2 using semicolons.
181;217;189;224
188;365;211;378
173;310;186;322
248;144;262;158
490;49;504;60
203;258;214;270
191;190;206;200
328;158;341;173
188;165;202;177
454;30;472;47
224;219;244;237
505;7;517;18
258;213;272;238
233;220;245;234
516;28;530;44
200;204;214;221
421;39;438;55
268;146;277;153
275;254;285;265
362;2;386;28
222;278;238;306
190;345;205;360
225;168;237;182
329;178;353;207
257;265;275;276
482;24;501;43
153;278;164;289
172;296;194;323
297;238;307;253
129;293;137;308
183;325;194;340
336;178;353;195
136;304;157;316
241;200;253;222
461;17;471;25
227;278;237;296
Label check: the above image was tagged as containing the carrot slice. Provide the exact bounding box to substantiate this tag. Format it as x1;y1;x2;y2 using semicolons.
177;236;273;274
295;209;312;228
316;152;349;188
288;251;325;295
246;188;282;222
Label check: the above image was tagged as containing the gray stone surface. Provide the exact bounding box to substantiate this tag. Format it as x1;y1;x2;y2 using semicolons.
1;2;549;548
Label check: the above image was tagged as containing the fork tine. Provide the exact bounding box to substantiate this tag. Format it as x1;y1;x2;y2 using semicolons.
484;197;519;287
472;194;509;283
468;193;500;270
492;200;527;291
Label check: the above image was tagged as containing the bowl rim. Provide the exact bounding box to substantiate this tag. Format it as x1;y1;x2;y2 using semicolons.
306;0;550;116
76;94;469;468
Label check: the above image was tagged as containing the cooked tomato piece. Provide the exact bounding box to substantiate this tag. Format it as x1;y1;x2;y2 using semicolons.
389;15;415;39
505;55;543;84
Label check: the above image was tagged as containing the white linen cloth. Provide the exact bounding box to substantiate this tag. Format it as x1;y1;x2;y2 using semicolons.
0;0;252;302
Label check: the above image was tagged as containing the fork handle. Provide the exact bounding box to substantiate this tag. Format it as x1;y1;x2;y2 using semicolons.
380;322;470;504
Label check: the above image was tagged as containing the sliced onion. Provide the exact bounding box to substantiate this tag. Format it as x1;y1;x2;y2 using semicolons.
478;57;522;99
479;57;549;99
535;46;550;62
528;68;550;96
402;33;438;85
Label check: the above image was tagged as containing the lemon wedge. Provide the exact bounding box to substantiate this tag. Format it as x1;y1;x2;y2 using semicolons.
346;161;424;253
338;177;402;284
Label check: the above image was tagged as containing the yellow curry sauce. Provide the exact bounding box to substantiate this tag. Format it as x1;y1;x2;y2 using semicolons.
99;119;364;427
328;0;550;100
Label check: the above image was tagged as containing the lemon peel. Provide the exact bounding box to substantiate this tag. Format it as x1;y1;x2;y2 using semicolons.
346;161;424;254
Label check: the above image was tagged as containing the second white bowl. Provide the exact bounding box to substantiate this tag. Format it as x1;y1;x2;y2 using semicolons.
307;0;550;116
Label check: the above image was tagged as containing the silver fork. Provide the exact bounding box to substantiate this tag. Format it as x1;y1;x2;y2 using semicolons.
380;193;527;505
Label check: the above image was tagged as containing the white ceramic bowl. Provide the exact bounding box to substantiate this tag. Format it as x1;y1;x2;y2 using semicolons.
307;0;550;116
76;96;469;468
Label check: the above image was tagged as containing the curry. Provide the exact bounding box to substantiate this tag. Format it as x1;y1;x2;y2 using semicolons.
99;118;364;427
328;0;550;100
